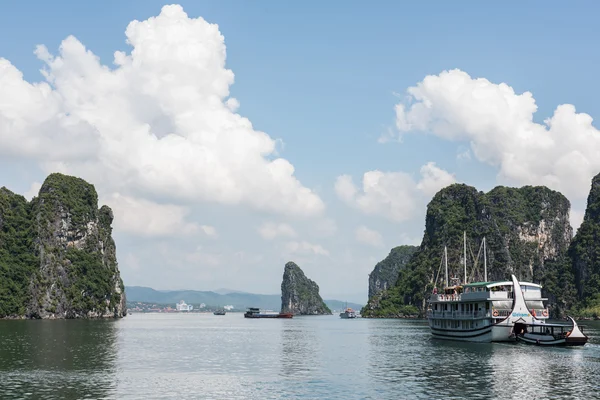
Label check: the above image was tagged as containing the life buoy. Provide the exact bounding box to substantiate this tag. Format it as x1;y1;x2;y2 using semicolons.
542;310;548;317
492;309;499;317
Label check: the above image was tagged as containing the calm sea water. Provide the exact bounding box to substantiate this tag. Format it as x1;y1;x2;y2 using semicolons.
1;314;600;399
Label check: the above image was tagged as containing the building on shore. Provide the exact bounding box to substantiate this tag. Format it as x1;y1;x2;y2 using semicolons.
176;300;193;312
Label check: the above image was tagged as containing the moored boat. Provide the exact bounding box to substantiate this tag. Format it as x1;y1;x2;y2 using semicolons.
515;316;588;346
427;234;549;343
213;310;226;315
244;307;293;319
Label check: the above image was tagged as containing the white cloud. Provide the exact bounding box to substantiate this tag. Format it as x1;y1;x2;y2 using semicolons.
258;222;296;240
314;217;338;237
570;209;585;233
184;246;222;267
24;181;42;200
456;146;471;161
284;240;329;256
355;226;384;247
334;162;455;221
0;4;324;217
416;162;456;197
398;232;422;246
393;68;600;200
200;225;218;238
106;193;199;237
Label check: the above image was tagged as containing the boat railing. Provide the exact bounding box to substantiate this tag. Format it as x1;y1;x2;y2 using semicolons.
427;310;490;319
431;294;462;302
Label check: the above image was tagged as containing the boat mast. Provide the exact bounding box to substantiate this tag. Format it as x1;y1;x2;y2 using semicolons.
463;231;467;285
444;246;448;288
483;237;487;282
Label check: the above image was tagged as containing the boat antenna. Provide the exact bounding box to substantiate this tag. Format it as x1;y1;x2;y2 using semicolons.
463;231;467;285
483;237;487;282
444;245;448;288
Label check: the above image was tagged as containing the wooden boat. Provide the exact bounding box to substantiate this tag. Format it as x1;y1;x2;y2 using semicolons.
244;307;293;319
514;316;588;346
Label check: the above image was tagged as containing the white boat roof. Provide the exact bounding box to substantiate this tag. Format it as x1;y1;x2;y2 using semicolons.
461;280;542;289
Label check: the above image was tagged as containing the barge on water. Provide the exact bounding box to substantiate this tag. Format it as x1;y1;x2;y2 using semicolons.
244;308;293;319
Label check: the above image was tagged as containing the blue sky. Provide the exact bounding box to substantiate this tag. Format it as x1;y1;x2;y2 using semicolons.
1;1;599;303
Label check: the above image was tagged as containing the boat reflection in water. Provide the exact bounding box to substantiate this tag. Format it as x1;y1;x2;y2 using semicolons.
244;307;293;319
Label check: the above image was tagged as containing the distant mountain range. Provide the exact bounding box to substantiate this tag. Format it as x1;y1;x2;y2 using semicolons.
125;286;363;312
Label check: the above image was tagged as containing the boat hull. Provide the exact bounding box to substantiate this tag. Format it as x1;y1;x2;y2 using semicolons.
429;321;516;343
244;313;294;319
516;335;587;346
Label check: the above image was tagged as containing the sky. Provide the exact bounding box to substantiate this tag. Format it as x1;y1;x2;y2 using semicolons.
2;1;600;303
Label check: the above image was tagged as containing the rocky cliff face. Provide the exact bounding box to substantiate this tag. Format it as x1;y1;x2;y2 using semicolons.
363;183;574;317
570;173;600;305
368;245;418;299
281;261;331;315
0;173;126;319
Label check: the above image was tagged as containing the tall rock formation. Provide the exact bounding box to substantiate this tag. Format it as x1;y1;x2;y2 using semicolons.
368;245;418;299
570;172;600;305
0;173;126;319
281;261;331;315
363;183;574;317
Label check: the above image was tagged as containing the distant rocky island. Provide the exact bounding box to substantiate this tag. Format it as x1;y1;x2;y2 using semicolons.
362;173;600;319
281;261;332;315
0;173;126;319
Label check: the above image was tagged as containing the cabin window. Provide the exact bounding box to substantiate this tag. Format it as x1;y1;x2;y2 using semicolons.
485;302;490;310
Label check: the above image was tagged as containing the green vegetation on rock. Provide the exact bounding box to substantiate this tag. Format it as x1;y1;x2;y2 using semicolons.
570;173;600;317
363;183;575;318
368;245;418;299
0;173;126;319
281;261;332;315
0;188;37;317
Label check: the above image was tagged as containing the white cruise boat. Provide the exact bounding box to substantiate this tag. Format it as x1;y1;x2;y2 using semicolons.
427;235;549;342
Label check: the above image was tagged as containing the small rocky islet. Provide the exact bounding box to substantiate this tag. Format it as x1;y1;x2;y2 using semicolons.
280;261;331;315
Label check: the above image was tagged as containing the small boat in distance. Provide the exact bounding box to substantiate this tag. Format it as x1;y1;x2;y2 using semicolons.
244;307;293;319
339;303;357;319
213;310;226;315
514;316;588;346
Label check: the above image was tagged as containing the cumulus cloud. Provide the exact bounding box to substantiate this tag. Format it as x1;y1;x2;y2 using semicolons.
335;162;455;221
355;226;384;247
258;222;296;240
106;193;199;237
0;4;324;219
393;68;600;200
416;162;456;197
200;225;218;238
284;241;329;256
